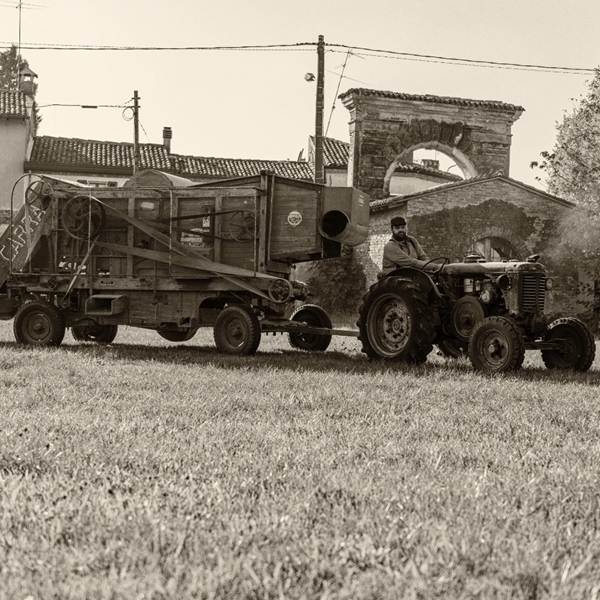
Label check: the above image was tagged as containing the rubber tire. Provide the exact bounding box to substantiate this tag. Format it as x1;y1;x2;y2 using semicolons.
14;301;66;347
437;338;468;359
541;317;596;372
72;323;118;344
157;329;197;342
468;316;525;374
357;277;435;364
214;305;261;355
288;304;332;352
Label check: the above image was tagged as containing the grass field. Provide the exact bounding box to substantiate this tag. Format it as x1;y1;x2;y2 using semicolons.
1;319;600;599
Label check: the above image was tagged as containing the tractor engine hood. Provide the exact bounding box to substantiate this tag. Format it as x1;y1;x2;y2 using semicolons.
441;261;546;277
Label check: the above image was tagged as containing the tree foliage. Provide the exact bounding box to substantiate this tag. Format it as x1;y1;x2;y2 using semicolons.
0;44;41;133
531;69;600;268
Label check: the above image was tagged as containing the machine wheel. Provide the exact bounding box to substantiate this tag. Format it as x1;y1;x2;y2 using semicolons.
72;323;118;344
288;304;332;352
14;301;66;347
157;329;197;342
357;277;435;363
214;305;261;355
437;338;468;359
541;317;596;372
468;316;525;374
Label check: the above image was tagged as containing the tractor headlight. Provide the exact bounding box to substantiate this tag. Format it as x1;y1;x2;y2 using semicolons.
496;274;511;290
545;278;553;291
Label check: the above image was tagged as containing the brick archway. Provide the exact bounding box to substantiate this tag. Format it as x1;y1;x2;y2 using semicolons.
340;89;524;200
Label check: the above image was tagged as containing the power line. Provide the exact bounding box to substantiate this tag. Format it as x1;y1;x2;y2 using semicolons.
1;39;595;74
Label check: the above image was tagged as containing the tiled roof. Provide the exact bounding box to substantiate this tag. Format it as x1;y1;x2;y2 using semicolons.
370;173;574;210
0;90;28;118
28;136;171;170
321;137;349;168
26;135;314;180
339;88;524;113
172;154;314;180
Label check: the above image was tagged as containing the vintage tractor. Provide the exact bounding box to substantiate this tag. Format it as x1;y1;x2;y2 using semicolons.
0;170;369;354
357;255;596;373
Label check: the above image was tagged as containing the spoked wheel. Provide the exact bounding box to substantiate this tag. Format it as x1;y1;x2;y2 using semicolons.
468;316;525;374
437;338;468;359
288;304;332;352
541;317;596;372
71;323;118;344
157;329;197;342
14;301;66;347
214;305;261;355
357;277;435;364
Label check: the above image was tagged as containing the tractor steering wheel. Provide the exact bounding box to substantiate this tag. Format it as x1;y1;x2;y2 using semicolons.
420;257;450;279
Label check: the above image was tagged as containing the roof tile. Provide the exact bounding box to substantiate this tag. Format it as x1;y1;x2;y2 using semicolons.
0;90;28;118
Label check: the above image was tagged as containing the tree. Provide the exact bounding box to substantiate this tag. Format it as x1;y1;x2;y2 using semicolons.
0;44;41;133
531;68;600;205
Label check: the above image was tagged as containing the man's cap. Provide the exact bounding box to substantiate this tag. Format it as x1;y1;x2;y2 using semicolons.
390;216;406;227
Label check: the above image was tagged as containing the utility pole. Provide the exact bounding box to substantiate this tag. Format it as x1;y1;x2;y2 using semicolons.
133;90;140;174
314;35;325;185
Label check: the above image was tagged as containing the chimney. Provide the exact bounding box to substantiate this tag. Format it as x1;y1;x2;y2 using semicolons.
19;66;37;98
162;127;172;153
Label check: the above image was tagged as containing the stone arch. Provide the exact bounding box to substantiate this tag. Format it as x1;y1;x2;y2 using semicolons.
340;89;523;200
383;140;478;196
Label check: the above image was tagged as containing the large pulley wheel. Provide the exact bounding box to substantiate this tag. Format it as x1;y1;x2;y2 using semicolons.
157;329;197;343
288;304;332;352
72;323;118;344
357;277;435;364
451;296;486;342
62;195;106;240
228;211;257;242
14;301;66;347
541;317;596;372
468;316;525;374
214;304;261;355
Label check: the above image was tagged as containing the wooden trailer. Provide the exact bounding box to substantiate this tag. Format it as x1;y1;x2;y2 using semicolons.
0;170;369;354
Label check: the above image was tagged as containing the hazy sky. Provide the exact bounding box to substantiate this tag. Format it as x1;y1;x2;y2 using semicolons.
1;0;598;190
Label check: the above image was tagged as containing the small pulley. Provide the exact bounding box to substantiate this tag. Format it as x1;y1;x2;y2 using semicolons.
228;211;257;241
268;278;294;303
62;195;106;240
25;180;53;209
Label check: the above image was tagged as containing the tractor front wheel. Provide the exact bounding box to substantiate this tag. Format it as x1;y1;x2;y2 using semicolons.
72;323;118;344
214;305;261;355
468;316;525;374
357;277;435;364
541;317;596;372
14;301;66;347
288;304;332;352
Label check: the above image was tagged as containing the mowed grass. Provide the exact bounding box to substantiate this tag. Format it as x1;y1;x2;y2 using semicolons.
1;319;600;600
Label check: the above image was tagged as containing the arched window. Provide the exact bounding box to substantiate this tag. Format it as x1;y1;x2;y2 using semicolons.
469;237;520;261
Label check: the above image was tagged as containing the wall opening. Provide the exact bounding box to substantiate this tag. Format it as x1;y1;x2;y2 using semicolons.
469;236;520;261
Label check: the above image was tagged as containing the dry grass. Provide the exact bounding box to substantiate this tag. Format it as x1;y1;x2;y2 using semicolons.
1;320;600;599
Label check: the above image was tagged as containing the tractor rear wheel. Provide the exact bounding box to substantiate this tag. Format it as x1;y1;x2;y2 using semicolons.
541;317;596;372
72;323;118;344
288;304;332;352
437;338;468;359
214;305;261;355
157;329;197;342
14;301;66;347
357;277;435;364
468;316;525;374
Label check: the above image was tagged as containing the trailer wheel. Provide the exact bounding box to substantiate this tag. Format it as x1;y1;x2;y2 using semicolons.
72;323;118;344
157;329;197;342
541;317;596;372
214;305;261;355
468;316;525;374
14;301;66;347
357;277;435;363
288;304;332;352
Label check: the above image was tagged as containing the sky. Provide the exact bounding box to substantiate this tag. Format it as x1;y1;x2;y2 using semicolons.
1;0;598;190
